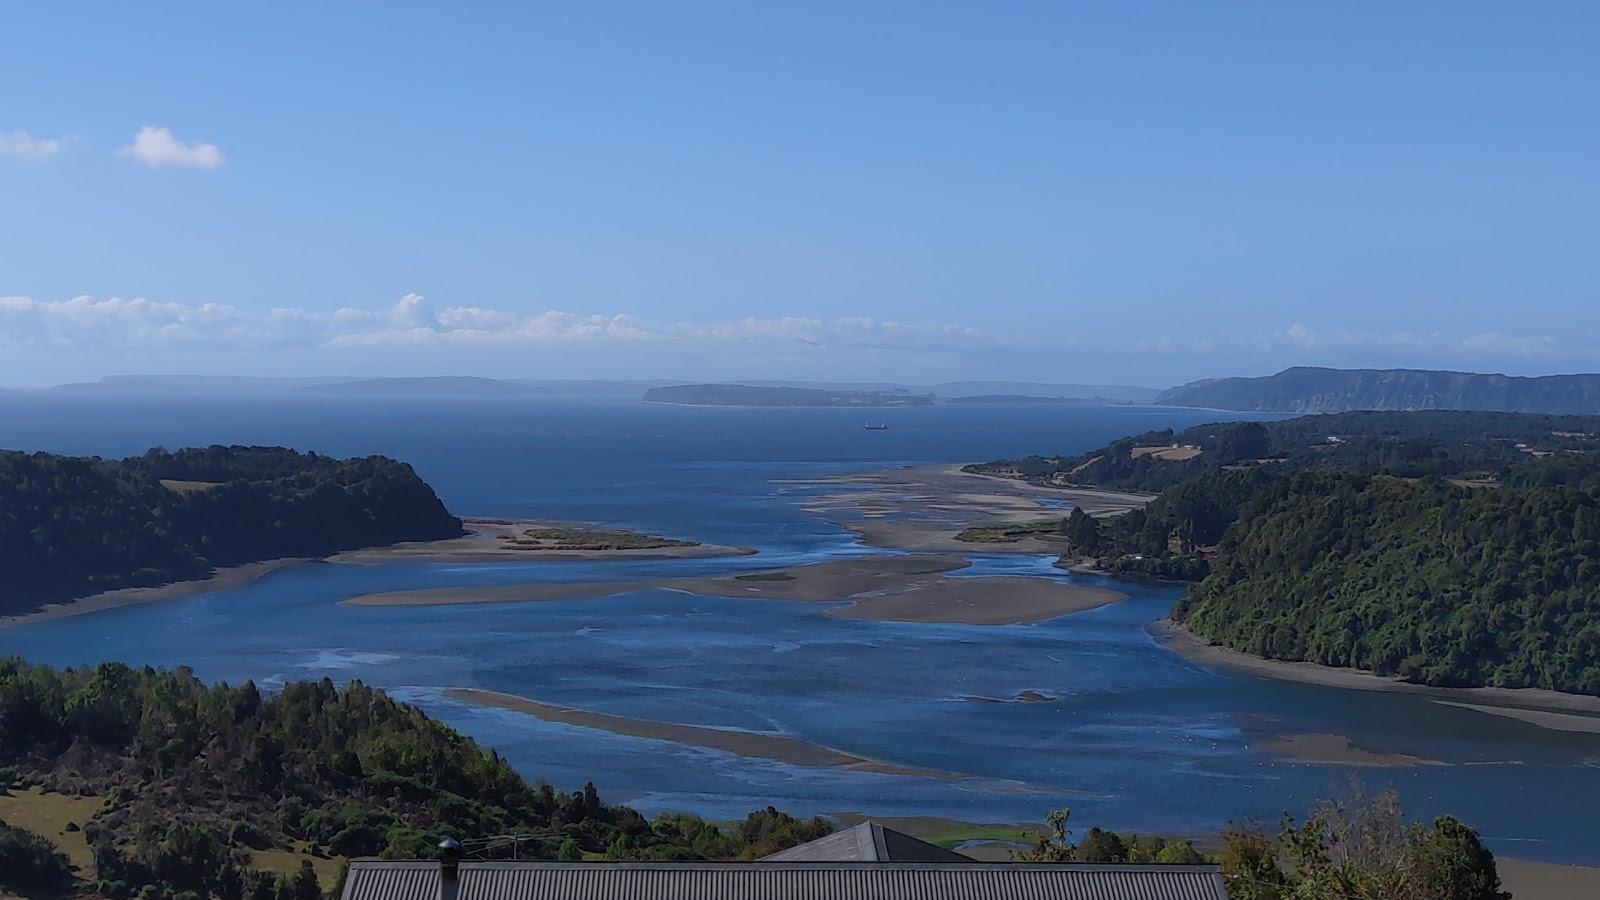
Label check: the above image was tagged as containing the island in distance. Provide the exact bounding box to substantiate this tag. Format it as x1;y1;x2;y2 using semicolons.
643;383;936;407
642;381;1160;407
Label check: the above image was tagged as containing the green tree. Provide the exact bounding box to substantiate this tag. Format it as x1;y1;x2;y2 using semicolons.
1216;824;1288;900
1063;508;1100;554
1011;808;1074;862
1406;816;1509;900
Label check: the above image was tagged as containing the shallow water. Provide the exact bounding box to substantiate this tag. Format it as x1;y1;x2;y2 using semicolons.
3;395;1598;862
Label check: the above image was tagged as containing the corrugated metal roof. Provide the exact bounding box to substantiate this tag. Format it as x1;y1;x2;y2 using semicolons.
342;861;1230;900
762;822;972;862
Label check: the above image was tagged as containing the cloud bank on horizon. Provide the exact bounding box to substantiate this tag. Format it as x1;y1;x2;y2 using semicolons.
0;292;1590;389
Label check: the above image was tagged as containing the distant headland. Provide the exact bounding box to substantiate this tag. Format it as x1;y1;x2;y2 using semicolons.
1157;366;1600;415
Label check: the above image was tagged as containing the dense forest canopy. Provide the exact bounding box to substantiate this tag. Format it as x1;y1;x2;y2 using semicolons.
0;660;832;898
974;410;1600;694
0;446;463;614
1173;472;1600;693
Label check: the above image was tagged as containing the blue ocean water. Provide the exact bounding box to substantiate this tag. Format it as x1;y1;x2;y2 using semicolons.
2;395;1597;863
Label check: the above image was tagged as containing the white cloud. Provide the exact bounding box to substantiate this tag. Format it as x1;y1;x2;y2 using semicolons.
3;294;1594;386
0;293;991;355
0;130;62;161
117;126;224;169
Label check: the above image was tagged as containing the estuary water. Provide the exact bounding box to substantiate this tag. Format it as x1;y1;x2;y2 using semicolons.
2;394;1597;863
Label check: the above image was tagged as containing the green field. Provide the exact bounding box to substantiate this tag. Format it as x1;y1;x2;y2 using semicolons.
0;787;103;872
0;787;344;884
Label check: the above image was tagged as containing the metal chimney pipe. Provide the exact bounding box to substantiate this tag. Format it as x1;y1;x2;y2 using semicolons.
438;837;462;900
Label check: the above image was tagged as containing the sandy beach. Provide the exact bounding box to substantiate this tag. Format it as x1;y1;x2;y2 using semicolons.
348;554;1126;625
1496;858;1600;900
445;688;964;780
0;558;312;632
1152;619;1600;725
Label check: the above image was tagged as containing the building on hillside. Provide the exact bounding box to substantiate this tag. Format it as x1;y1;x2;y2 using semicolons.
340;822;1231;900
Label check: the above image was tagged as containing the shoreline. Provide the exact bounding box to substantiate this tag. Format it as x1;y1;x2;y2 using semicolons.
0;557;313;632
1152;618;1600;722
0;518;752;632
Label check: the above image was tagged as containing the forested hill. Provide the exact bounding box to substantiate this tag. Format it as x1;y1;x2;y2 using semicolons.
1156;366;1600;414
0;446;463;613
1173;473;1600;693
970;411;1600;693
0;660;832;898
970;409;1600;495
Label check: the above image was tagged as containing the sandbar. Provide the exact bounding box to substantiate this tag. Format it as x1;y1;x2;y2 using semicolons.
347;554;1126;626
330;518;754;564
1257;732;1446;768
445;688;960;780
1152;619;1600;725
793;464;1151;553
1432;701;1600;735
827;577;1122;625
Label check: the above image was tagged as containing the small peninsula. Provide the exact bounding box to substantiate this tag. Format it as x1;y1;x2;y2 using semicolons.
971;409;1600;696
0;445;462;618
644;383;935;407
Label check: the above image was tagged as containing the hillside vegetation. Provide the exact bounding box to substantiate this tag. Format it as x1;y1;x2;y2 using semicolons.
0;446;464;614
0;660;832;898
1173;472;1600;692
973;410;1600;694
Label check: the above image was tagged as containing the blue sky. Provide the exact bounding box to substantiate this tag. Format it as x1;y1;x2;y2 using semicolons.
3;2;1597;387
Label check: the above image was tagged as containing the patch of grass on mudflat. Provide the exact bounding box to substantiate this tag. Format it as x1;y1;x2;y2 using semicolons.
954;520;1062;543
513;527;699;550
734;572;797;582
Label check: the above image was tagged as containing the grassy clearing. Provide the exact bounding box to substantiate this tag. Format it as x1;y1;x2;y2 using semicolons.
1130;446;1202;461
250;843;345;885
829;812;1042;850
0;787;104;872
0;788;345;886
159;479;224;494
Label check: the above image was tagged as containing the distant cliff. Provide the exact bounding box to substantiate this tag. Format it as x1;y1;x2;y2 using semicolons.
644;384;935;407
1156;366;1600;414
